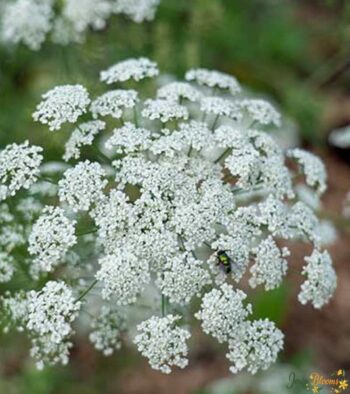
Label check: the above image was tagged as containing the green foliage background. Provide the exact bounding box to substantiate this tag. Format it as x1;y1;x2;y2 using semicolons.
1;0;350;152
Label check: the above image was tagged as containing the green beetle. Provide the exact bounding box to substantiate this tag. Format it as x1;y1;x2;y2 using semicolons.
216;250;232;274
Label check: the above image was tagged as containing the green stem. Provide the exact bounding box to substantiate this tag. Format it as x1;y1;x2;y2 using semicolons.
248;120;257;129
305;48;350;88
40;176;58;185
14;257;32;280
133;107;139;127
91;145;112;165
161;294;167;317
211;114;220;131
214;148;231;164
97;152;112;165
178;235;186;252
81;308;95;319
75;279;98;303
76;227;98;237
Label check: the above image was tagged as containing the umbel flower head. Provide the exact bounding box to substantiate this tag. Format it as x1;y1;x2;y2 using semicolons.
0;57;337;374
28;206;77;277
134;315;190;374
0;0;161;49
0;141;43;201
26;281;81;369
33;85;91;131
89;306;125;356
1;0;53;50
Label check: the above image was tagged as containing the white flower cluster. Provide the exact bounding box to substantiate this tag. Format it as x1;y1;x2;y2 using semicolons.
26;281;81;369
64;120;105;161
156;253;211;305
113;0;160;23
1;0;161;49
1;58;337;373
58;161;107;212
142;99;189;122
226;319;284;374
185;68;240;95
134;315;190;373
1;0;53;50
200;96;239;119
28;206;77;277
196;284;283;374
89;306;125;356
196;284;252;343
249;237;289;291
91;90;139;119
0;141;43;201
1;292;28;332
0;252;15;283
1;282;80;369
157;82;203;102
100;57;159;84
62;0;111;34
298;249;337;309
288;148;327;195
0;199;36;259
239;99;281;127
96;251;150;304
33;85;90;131
105;122;151;154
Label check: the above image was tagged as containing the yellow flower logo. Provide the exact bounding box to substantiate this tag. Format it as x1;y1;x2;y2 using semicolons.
306;369;348;393
339;380;348;390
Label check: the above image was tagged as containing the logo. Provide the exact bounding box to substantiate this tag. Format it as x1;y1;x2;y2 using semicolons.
307;370;348;393
288;369;348;393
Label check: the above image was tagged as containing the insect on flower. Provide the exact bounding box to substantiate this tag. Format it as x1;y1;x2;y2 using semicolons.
216;250;232;274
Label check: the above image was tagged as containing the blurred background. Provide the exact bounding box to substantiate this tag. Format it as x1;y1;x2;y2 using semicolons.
1;0;350;393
